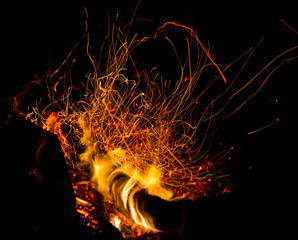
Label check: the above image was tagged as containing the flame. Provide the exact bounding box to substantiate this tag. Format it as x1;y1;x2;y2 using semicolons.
85;145;172;231
111;215;121;230
92;148;173;201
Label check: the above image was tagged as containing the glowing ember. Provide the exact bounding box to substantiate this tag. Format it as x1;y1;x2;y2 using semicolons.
13;9;297;239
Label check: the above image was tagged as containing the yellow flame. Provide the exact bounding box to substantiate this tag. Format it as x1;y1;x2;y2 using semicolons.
111;216;121;230
89;146;171;231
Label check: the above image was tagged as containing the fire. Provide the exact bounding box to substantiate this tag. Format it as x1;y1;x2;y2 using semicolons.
11;15;235;236
13;10;296;239
90;147;173;231
91;148;173;202
111;215;121;230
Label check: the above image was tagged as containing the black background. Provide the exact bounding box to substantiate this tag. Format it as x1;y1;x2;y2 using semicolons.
1;1;297;239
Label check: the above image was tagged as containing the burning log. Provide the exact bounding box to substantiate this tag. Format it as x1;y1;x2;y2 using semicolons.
2;111;127;239
2;111;76;236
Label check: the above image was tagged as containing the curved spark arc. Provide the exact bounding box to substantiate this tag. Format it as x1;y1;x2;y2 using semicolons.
154;21;227;84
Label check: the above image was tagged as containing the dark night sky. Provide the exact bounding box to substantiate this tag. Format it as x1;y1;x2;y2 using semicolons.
2;1;297;239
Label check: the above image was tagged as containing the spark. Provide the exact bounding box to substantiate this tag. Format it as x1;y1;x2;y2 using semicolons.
154;21;227;84
247;118;280;135
280;18;298;35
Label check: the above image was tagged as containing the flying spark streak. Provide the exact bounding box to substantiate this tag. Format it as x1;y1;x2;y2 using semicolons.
247;118;280;135
154;21;227;84
280;18;298;35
